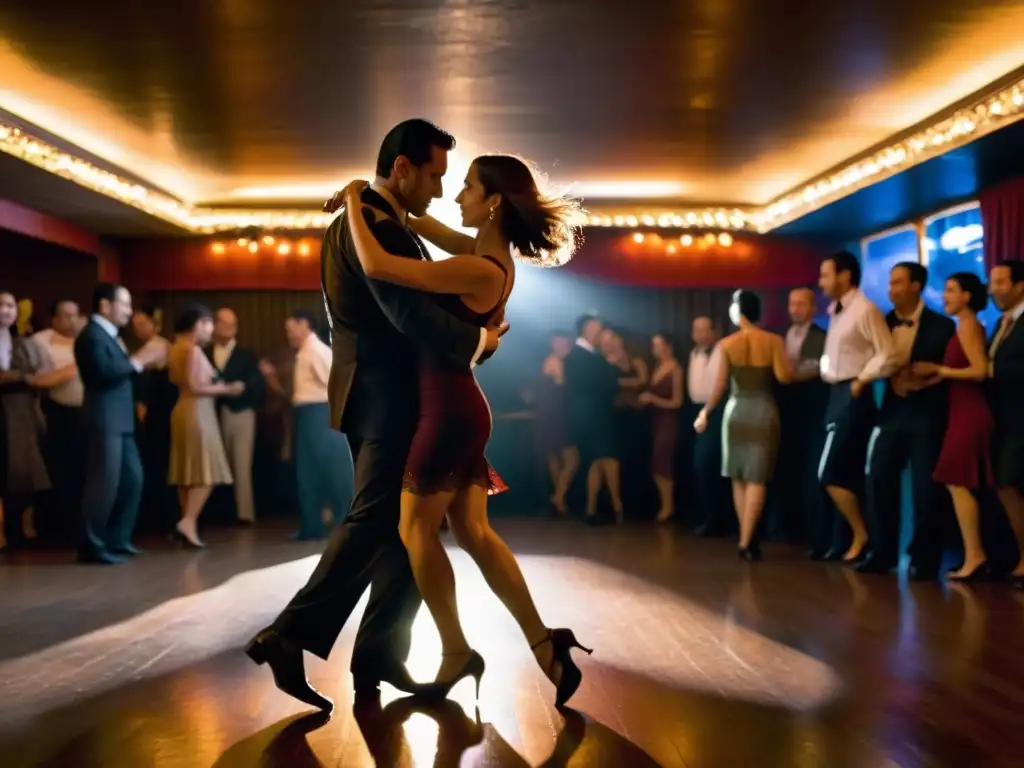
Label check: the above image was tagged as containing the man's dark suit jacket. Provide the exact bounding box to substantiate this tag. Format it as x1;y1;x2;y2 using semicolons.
877;306;955;431
75;319;137;436
989;313;1024;433
320;187;482;439
798;324;827;366
563;343;619;441
207;344;265;413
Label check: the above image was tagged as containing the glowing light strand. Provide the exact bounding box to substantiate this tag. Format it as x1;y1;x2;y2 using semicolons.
0;76;1020;234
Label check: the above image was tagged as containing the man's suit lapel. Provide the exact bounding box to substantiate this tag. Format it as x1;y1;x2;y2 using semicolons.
362;188;398;220
361;188;430;262
908;309;931;361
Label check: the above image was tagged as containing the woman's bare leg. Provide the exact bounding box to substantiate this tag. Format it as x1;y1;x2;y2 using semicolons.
21;505;37;540
603;459;623;522
654;475;674;522
584;462;602;517
731;480;747;533
448;486;560;681
740;482;767;549
948;485;987;577
552;447;578;513
398;488;469;681
177;485;212;546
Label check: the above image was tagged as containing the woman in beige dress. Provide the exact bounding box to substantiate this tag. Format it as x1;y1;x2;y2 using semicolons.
168;304;242;548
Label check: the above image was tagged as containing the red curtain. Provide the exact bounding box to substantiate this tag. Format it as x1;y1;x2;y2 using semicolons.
980;177;1024;269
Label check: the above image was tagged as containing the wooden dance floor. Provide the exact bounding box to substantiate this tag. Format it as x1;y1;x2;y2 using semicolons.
1;519;1022;767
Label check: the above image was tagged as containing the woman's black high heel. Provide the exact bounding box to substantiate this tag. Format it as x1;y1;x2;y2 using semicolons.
430;650;486;700
534;628;593;708
947;561;990;582
737;543;762;562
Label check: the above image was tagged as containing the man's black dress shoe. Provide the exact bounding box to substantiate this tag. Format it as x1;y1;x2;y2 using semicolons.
77;550;123;565
246;629;333;713
908;565;939;582
112;543;143;556
855;554;896;575
821;548;844;562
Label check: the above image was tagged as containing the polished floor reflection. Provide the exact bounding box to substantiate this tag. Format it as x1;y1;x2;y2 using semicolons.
1;520;1022;767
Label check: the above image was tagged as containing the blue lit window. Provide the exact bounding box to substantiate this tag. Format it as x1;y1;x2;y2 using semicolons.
860;227;919;314
922;203;1000;332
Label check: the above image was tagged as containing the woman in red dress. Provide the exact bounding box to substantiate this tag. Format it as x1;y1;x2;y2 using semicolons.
342;155;590;706
913;272;993;580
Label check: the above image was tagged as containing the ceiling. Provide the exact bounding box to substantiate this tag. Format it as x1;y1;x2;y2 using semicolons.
776;116;1024;243
0;0;1023;231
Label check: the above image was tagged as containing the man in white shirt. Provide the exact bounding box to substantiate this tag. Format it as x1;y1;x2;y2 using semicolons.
263;310;353;541
30;299;84;541
686;315;729;536
816;251;894;564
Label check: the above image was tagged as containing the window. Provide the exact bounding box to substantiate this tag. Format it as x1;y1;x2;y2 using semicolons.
922;203;1000;331
860;227;919;314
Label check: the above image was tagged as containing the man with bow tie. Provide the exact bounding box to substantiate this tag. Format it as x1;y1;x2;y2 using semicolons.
860;262;954;579
987;259;1024;588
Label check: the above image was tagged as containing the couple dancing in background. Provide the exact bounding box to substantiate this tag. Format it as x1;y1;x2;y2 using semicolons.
246;119;591;714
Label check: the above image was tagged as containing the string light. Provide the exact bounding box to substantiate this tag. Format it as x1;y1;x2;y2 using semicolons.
211;237;314;257
756;78;1024;231
0;74;1021;235
627;231;739;254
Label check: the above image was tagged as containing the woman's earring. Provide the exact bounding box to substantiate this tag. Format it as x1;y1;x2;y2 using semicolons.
488;207;496;220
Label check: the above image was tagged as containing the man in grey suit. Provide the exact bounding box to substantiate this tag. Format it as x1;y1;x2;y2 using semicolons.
75;283;165;565
774;287;829;550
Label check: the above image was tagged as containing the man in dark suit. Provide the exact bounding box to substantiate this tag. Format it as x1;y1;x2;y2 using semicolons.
247;119;506;712
774;287;830;550
75;283;166;564
562;313;622;524
861;262;955;579
208;307;265;525
987;259;1024;587
130;306;176;532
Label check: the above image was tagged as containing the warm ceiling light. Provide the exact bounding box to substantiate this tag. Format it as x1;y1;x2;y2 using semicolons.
680;235;693;246
247;241;258;254
297;242;311;256
666;244;677;254
277;242;290;255
211;242;226;254
262;235;275;246
632;232;645;243
703;233;717;245
1;74;1022;235
236;238;248;247
718;232;733;246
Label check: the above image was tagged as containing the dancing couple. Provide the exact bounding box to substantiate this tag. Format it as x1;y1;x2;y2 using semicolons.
246;119;590;713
